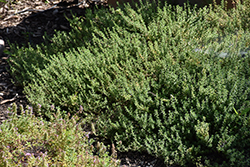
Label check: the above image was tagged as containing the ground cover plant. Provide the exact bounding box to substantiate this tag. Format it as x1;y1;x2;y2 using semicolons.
0;104;119;166
5;0;250;166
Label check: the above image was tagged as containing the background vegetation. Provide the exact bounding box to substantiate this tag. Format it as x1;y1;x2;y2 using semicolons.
1;0;250;166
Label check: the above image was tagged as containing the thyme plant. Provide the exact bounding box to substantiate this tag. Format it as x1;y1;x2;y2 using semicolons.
8;0;250;166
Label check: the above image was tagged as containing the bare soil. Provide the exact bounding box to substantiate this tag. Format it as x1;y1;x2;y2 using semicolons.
0;0;165;166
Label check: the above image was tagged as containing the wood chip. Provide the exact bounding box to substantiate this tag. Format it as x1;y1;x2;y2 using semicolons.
0;39;4;57
60;25;69;30
0;94;18;105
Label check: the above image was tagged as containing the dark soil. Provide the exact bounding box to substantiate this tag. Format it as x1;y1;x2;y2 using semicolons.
0;0;165;166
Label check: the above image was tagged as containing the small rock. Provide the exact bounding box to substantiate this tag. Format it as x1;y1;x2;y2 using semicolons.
0;39;4;57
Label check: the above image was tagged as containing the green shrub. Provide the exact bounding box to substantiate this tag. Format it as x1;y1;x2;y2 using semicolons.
8;1;250;166
0;104;119;166
8;4;120;84
205;0;250;32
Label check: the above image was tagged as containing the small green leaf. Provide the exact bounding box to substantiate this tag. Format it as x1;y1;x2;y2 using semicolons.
240;107;250;116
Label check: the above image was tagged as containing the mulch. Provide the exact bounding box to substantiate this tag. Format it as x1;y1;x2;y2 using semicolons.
0;0;166;166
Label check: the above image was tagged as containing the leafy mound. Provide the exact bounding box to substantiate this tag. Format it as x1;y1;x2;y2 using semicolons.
0;104;119;166
9;0;250;166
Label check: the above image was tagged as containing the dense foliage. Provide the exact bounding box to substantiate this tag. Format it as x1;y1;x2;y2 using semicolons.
7;0;250;166
0;104;119;166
